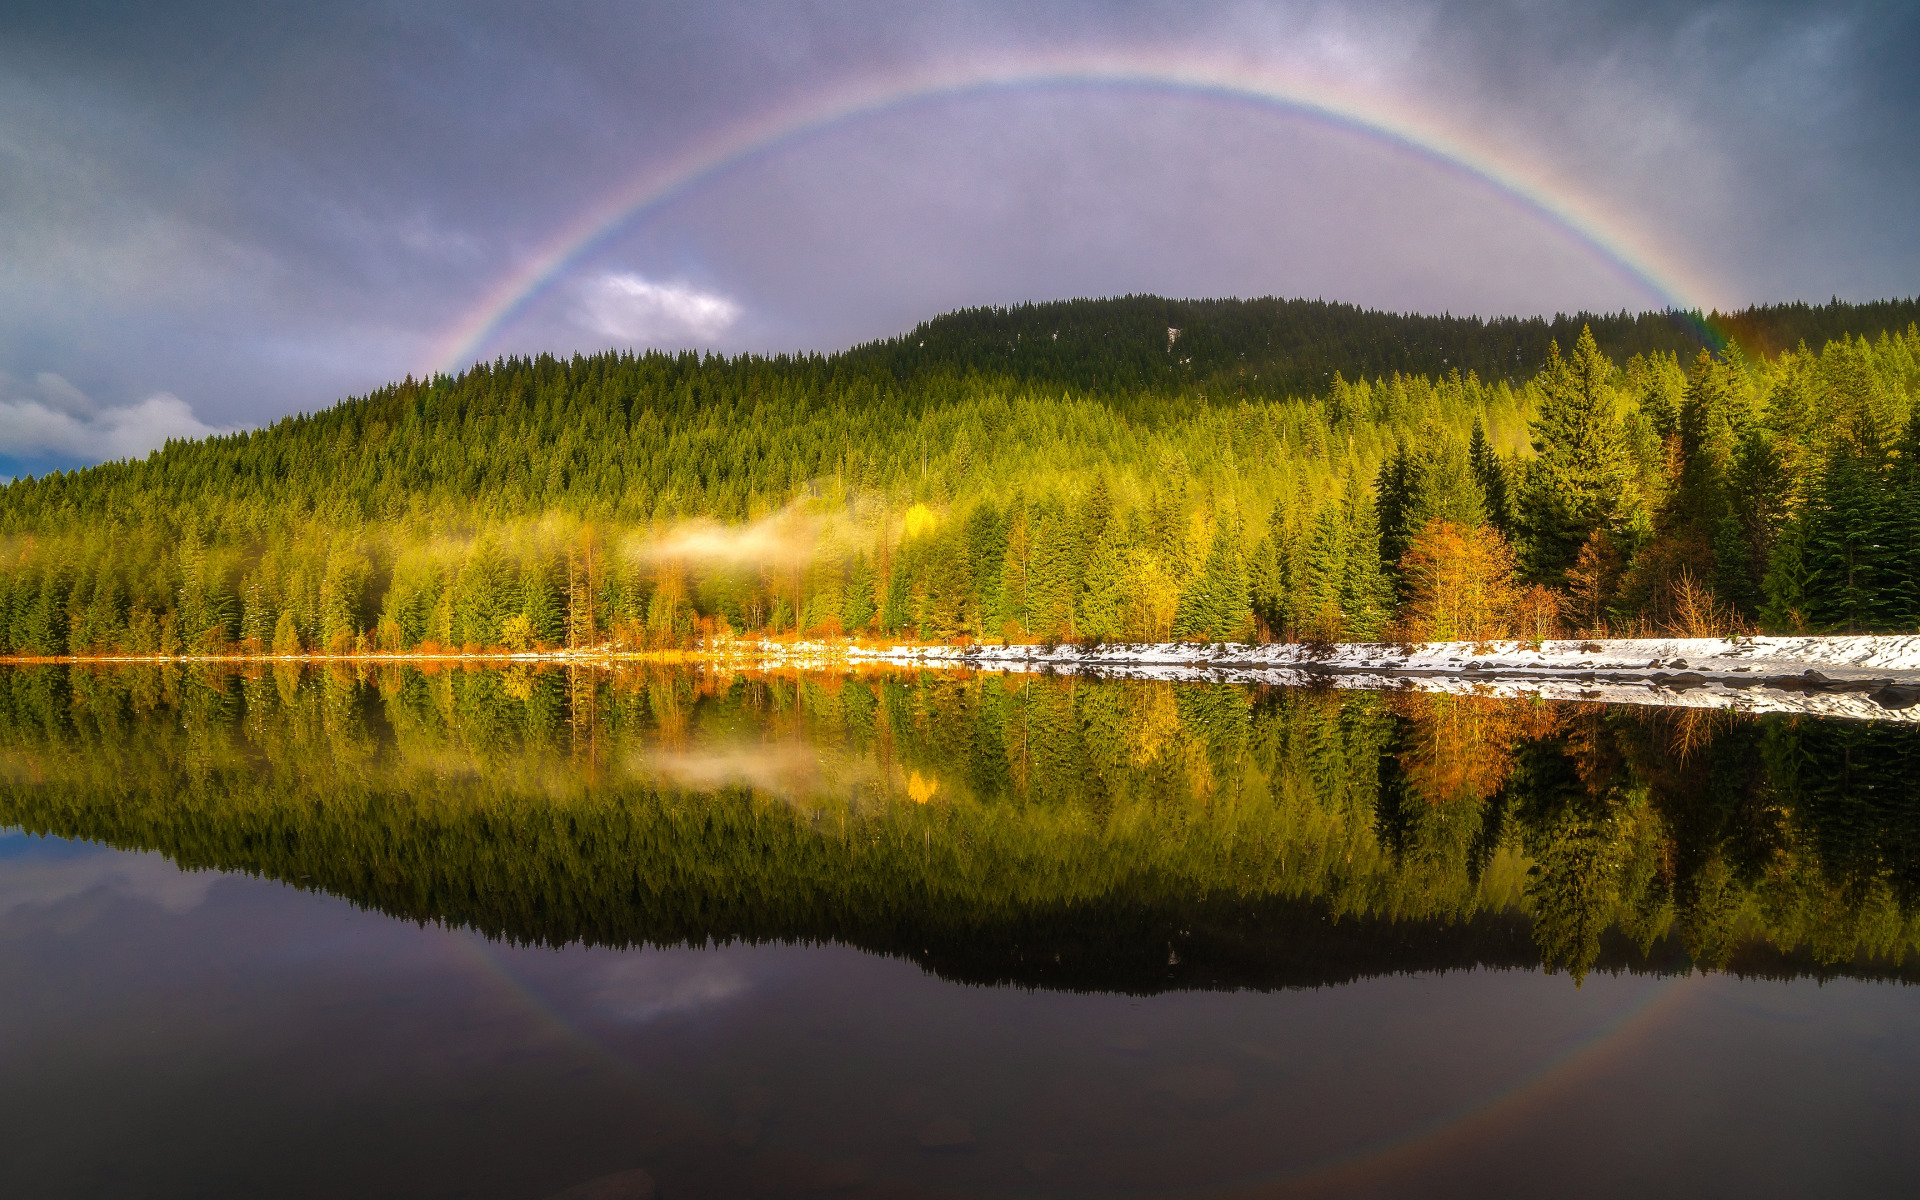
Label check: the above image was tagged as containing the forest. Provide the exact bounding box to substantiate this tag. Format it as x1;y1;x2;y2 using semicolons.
0;295;1916;657
1;663;1915;986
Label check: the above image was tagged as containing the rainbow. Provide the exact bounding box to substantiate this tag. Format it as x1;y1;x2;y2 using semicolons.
458;924;1703;1198
1245;970;1703;1196
426;50;1730;377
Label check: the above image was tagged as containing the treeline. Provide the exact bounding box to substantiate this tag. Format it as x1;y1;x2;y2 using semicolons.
859;294;1920;399
0;300;1916;657
2;664;1917;985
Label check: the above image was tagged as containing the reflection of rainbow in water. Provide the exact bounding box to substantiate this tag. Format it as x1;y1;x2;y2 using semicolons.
451;925;1701;1198
450;932;643;1072
427;49;1733;378
446;931;762;1154
1234;971;1704;1198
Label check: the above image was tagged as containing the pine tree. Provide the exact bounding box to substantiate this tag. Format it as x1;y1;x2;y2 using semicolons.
1337;475;1394;640
842;553;876;634
177;528;212;649
454;541;509;648
1375;438;1415;564
1298;499;1348;642
1173;516;1249;642
1379;423;1487;578
1896;410;1920;628
1025;505;1078;638
273;608;302;655
319;542;369;652
1760;513;1811;632
1804;420;1897;633
1078;525;1130;641
1469;419;1514;536
996;504;1031;638
965;502;1007;634
879;554;914;636
1518;328;1636;582
919;526;972;640
1248;502;1293;638
522;556;564;647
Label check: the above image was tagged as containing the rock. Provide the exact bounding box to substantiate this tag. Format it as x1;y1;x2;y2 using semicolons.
1666;672;1708;689
1871;684;1920;710
542;1168;657;1200
916;1115;976;1151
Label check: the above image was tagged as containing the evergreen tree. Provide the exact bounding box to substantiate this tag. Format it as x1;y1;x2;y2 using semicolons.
1078;525;1131;641
1173;516;1249;642
842;553;876;633
1469;419;1514;536
965;502;1007;635
454;541;510;648
522;556;565;647
1378;422;1487;576
1804;420;1898;633
273;608;303;655
1760;513;1811;632
1298;499;1348;642
1337;475;1394;641
919;526;973;640
1518;329;1636;582
1248;502;1294;638
996;503;1031;638
1025;504;1079;638
1895;411;1920;628
1374;438;1416;565
320;542;370;652
879;556;914;636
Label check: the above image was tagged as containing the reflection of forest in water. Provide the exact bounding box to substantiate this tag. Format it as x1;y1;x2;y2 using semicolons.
2;663;1918;989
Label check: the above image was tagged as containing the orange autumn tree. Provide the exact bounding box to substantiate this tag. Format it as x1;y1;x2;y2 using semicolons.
1396;518;1522;642
1393;692;1565;804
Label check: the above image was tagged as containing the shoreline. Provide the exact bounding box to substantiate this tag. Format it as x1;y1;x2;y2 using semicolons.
7;634;1920;721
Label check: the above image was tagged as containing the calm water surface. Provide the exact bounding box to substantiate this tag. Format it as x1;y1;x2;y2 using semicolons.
1;663;1917;1198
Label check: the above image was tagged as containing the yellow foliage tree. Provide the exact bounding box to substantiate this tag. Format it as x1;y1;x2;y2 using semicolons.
1397;518;1521;643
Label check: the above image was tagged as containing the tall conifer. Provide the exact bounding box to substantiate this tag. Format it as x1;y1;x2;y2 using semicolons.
1518;328;1635;582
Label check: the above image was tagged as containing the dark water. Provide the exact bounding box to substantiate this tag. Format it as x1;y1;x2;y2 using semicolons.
2;663;1918;1198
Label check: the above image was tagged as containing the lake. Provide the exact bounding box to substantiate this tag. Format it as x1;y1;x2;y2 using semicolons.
2;662;1917;1198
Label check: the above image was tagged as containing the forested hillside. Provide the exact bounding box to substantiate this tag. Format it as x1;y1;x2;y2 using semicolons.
0;295;1916;657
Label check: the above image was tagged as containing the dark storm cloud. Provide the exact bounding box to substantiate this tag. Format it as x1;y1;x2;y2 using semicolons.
0;0;1913;469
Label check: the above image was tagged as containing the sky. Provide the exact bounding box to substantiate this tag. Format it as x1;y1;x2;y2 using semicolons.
1;0;1916;474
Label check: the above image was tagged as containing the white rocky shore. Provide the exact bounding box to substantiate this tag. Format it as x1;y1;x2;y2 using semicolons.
741;635;1920;723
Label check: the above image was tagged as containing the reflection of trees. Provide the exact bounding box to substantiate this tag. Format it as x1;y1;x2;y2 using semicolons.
1391;692;1544;805
2;664;1920;984
1760;718;1920;962
1507;734;1633;984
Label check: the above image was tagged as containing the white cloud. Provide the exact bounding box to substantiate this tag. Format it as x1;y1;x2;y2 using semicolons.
0;849;218;916
592;954;750;1022
0;373;232;463
573;272;741;345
